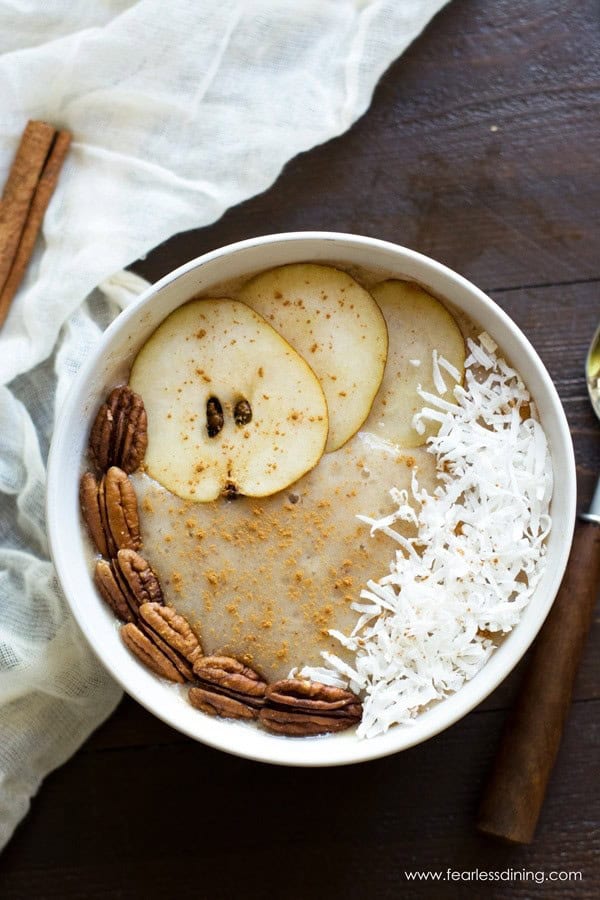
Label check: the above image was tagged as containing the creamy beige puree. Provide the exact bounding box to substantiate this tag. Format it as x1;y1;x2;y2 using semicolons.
132;437;436;681
129;265;478;682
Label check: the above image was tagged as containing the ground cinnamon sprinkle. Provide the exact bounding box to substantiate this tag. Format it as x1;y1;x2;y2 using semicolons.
171;572;183;594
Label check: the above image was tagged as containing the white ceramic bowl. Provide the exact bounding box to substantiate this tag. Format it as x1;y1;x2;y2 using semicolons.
47;232;576;766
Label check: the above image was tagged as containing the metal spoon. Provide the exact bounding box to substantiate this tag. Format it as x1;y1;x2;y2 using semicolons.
582;322;600;523
478;324;600;844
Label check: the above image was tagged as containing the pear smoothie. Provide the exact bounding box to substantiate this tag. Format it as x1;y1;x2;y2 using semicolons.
81;263;553;737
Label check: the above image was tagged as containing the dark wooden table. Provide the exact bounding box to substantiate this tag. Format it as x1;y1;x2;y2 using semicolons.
2;1;599;897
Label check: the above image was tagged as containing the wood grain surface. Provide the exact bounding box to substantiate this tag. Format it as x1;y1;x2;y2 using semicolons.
1;0;598;897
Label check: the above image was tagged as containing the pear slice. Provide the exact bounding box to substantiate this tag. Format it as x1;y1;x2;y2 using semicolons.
362;281;466;447
238;264;388;452
129;299;328;501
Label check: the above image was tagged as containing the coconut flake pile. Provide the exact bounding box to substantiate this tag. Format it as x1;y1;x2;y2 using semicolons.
300;334;553;739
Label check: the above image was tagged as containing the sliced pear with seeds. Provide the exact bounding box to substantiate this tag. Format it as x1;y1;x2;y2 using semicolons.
129;299;328;502
238;264;388;452
362;281;466;447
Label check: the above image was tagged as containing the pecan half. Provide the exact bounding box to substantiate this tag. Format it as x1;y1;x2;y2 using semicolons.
117;549;163;610
80;472;109;557
121;622;185;683
94;559;135;622
191;656;267;720
89;385;148;473
139;603;203;665
80;467;141;556
259;679;362;736
104;467;141;552
189;687;256;720
94;550;163;621
138;622;194;681
137;602;202;681
97;474;117;557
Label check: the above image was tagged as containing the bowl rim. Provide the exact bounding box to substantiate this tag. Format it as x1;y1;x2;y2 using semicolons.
47;230;577;766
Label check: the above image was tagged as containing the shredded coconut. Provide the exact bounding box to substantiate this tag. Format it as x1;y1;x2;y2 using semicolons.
436;353;461;384
431;349;447;395
300;338;553;739
478;330;498;354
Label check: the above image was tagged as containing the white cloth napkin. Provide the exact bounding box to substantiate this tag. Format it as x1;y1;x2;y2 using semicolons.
0;0;450;849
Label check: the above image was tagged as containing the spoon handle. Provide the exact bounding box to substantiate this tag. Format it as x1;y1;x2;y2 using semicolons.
477;520;600;844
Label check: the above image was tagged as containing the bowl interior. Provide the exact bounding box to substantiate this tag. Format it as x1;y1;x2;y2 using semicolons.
47;233;576;766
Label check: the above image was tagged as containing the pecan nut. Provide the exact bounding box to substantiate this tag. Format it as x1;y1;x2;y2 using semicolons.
80;472;109;557
117;548;163;609
94;559;135;622
121;623;185;683
80;467;141;557
139;602;203;665
97;474;117;557
191;656;267;720
104;467;142;552
259;708;358;736
189;687;257;721
138;621;194;681
89;385;148;473
259;679;362;736
94;550;163;621
136;602;202;681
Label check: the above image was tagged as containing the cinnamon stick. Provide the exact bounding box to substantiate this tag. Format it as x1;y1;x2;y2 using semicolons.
477;521;600;844
0;120;72;329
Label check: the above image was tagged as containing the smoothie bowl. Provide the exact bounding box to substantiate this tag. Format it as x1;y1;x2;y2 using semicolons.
46;232;576;766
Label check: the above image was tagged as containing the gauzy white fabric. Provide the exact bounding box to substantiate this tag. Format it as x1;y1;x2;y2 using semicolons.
0;0;450;849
